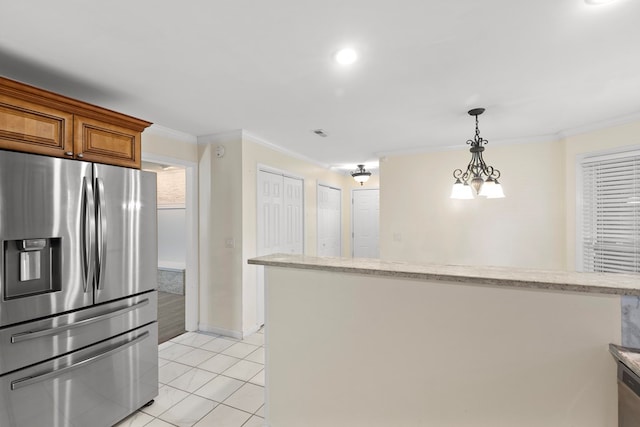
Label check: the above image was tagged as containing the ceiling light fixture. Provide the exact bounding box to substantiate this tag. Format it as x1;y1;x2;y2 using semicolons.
351;164;371;186
335;48;358;65
450;108;505;199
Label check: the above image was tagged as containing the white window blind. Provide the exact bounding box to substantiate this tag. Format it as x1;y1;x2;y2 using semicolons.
580;149;640;273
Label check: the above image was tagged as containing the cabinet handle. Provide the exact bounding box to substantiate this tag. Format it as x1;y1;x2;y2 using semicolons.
65;151;73;156
77;153;84;158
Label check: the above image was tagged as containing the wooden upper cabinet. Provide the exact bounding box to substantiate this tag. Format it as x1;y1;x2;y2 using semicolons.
75;115;140;168
0;93;74;158
0;77;151;168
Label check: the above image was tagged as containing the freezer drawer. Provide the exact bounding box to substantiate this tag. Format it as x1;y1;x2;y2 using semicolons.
0;291;156;375
0;323;158;427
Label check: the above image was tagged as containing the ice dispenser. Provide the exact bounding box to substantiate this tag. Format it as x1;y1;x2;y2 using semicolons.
3;238;61;299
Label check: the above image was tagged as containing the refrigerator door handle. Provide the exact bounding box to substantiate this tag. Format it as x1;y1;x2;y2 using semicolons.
81;176;96;293
10;298;150;343
10;331;150;391
96;177;108;290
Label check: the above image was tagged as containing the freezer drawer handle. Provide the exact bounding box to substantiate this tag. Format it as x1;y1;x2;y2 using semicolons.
10;331;150;391
10;298;150;344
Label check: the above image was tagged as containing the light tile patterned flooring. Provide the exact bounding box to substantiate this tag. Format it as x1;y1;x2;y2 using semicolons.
115;329;265;427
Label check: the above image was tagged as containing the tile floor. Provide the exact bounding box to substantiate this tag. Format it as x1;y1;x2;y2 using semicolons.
115;329;265;427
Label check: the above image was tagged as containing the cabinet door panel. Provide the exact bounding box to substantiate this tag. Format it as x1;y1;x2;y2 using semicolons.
75;115;140;168
0;94;73;157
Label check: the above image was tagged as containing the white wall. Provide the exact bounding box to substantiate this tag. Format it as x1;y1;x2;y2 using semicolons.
158;209;186;267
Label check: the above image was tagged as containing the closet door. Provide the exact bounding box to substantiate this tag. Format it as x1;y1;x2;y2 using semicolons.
256;170;304;326
318;184;342;257
352;189;380;258
257;170;284;256
283;176;304;254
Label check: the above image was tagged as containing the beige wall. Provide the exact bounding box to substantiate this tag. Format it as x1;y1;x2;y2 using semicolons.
380;118;640;272
380;139;566;270
241;133;360;332
562;120;640;270
141;125;198;163
197;133;244;335
197;131;359;336
267;267;620;427
144;118;640;337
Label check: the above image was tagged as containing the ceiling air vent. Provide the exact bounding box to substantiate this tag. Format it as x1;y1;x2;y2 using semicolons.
312;129;328;137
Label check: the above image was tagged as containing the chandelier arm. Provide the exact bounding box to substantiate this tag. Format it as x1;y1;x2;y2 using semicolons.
451;108;504;196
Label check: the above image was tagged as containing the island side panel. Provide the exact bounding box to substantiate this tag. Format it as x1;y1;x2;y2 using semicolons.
265;267;620;427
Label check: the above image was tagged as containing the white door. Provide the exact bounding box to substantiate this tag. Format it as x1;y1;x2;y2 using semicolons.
257;169;304;326
257;170;284;256
318;184;342;257
283;176;304;254
352;189;379;258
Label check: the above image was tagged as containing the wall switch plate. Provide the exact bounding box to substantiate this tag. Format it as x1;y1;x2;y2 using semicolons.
225;238;235;249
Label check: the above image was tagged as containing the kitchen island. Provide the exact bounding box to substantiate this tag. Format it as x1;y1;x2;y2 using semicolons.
248;254;640;427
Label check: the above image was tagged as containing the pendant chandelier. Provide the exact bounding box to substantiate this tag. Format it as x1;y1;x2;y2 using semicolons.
351;164;371;186
450;108;505;199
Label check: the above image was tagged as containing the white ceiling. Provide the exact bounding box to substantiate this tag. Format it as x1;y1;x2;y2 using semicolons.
1;0;639;167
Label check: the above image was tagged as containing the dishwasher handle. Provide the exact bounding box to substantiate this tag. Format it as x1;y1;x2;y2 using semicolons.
10;298;149;344
10;331;149;391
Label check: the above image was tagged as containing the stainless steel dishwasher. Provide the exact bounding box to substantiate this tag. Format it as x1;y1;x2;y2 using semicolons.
618;361;640;427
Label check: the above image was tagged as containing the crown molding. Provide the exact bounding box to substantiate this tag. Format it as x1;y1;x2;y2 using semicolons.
145;124;197;144
197;129;243;145
241;130;331;169
557;110;640;139
374;133;559;158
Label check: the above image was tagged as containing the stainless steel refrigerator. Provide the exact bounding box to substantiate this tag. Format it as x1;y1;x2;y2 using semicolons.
0;149;158;427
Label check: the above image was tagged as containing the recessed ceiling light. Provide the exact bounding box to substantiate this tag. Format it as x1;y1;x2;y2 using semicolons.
585;0;618;4
335;48;358;65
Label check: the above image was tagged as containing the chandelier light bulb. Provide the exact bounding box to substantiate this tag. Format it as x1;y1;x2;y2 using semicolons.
450;180;474;199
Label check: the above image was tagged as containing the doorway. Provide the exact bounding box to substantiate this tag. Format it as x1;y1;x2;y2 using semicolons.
352;188;380;258
142;155;199;343
317;183;342;257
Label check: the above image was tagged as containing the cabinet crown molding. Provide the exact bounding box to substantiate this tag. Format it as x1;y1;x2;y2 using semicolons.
0;76;152;132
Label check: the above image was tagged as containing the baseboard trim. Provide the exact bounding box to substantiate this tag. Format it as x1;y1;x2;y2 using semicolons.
198;324;243;340
243;324;262;338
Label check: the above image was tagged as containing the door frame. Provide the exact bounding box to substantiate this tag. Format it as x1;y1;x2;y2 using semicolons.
351;187;380;258
142;152;199;332
317;181;342;257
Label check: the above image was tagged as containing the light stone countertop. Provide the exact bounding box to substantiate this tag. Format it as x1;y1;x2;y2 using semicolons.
248;254;640;296
610;344;640;377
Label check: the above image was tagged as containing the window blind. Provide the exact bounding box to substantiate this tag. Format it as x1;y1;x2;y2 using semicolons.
581;150;640;273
